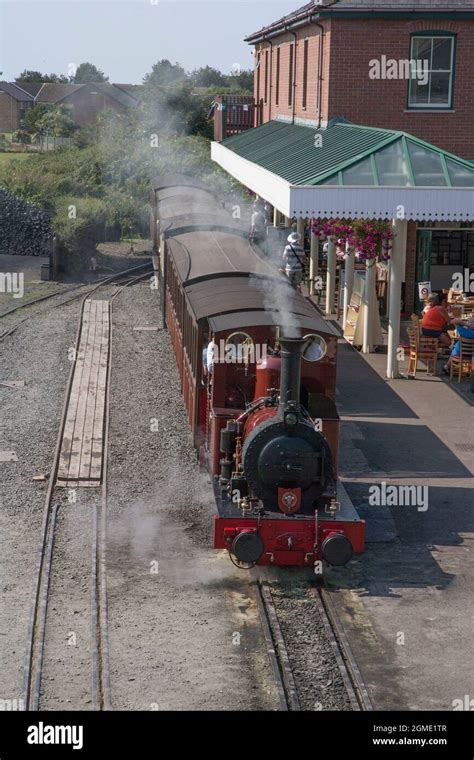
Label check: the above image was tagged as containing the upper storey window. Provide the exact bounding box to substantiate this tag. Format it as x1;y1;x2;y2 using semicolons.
408;33;456;110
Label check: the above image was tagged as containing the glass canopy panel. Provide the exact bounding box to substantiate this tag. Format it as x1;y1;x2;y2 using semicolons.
318;174;339;185
374;141;412;186
341;157;375;186
406;141;447;186
446;159;474;188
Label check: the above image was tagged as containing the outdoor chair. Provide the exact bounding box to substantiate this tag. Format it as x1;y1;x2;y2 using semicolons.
407;327;438;378
450;336;474;383
410;313;421;333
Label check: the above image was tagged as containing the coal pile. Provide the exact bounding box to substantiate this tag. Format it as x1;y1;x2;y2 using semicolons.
0;188;51;256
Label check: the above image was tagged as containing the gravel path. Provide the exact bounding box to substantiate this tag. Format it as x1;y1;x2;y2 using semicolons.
106;280;278;710
0;296;82;705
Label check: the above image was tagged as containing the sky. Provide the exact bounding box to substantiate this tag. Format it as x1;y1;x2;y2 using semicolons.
0;0;295;83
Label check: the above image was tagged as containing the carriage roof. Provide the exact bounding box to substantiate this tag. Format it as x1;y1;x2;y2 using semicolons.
157;176;339;338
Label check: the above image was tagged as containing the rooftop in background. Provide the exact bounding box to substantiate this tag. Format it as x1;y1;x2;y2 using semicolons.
0;81;139;107
0;81;34;102
245;0;474;41
34;83;83;103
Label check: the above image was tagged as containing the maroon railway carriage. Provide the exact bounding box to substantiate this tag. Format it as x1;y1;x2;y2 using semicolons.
152;175;365;570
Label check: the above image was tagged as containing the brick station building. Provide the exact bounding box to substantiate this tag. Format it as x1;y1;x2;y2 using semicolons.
213;0;474;333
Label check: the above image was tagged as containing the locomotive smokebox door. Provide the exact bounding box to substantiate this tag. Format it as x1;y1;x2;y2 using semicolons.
232;531;264;564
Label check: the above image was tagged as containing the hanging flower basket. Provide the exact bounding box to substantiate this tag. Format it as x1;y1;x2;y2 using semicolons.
311;219;393;262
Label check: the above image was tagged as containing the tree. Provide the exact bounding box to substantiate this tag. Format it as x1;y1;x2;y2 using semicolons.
25;103;76;139
25;104;54;137
226;68;253;93
15;70;69;83
190;66;227;88
143;60;187;88
73;62;108;84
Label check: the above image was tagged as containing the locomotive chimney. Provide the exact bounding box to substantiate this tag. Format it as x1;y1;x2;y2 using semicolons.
278;335;305;407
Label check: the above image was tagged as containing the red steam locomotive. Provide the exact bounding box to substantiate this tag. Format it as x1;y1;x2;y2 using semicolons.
151;174;365;569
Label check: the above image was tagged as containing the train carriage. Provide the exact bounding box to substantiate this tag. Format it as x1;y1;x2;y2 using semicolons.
151;175;365;570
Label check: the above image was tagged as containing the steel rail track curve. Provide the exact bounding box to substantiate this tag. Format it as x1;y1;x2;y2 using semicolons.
0;261;153;342
22;271;151;711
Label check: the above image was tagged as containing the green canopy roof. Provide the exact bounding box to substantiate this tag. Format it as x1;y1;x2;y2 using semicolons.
221;120;474;188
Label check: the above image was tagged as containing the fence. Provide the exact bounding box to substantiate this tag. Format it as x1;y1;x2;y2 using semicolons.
212;95;255;141
37;135;73;151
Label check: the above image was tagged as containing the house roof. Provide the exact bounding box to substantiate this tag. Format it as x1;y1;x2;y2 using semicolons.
13;82;43;97
245;0;474;41
35;83;84;103
30;82;138;106
92;83;138;108
220;120;474;188
0;81;34;102
113;83;142;99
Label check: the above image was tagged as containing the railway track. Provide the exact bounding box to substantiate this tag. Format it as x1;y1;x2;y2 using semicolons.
0;261;153;343
22;270;151;711
314;581;373;711
252;571;372;712
253;573;301;711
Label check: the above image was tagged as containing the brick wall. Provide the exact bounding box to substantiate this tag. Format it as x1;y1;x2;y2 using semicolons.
0;93;19;132
404;221;419;315
253;16;474;159
65;87;128;126
328;18;474;160
255;20;332;126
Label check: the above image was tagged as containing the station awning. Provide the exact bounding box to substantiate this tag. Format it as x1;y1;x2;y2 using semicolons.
211;120;474;221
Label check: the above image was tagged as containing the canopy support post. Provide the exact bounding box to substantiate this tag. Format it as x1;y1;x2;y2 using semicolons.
310;229;319;296
362;259;376;353
325;236;336;315
343;241;354;330
387;218;407;378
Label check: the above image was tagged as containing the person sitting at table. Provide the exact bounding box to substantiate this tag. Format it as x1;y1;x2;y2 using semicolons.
443;316;474;374
422;293;438;315
421;294;452;347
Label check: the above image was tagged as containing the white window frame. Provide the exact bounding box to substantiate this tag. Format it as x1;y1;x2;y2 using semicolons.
408;34;455;110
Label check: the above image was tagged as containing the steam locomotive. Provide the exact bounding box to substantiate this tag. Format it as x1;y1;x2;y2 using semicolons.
151;174;365;569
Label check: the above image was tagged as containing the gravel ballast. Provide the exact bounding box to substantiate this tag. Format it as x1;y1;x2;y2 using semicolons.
0;296;82;703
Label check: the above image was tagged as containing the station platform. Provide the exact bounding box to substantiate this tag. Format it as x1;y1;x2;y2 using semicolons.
329;327;474;710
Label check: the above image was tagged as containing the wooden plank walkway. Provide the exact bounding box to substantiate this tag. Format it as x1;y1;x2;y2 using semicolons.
57;299;110;487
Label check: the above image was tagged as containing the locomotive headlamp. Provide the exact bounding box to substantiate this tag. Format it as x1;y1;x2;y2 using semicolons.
284;411;298;427
302;333;327;362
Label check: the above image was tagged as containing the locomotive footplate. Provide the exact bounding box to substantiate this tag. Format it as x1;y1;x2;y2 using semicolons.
213;486;365;568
